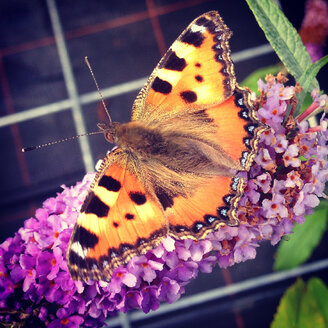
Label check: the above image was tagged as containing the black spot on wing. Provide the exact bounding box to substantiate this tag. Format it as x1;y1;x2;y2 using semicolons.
204;214;220;225
217;206;230;220
195;16;210;26
68;251;86;268
82;192;109;218
120;243;134;253
223;194;234;205
245;123;257;136
72;225;99;248
180;90;197;103
152;77;172;94
80;192;93;213
98;175;121;192
155;187;174;210
192;222;204;233
137;238;146;246
86;196;110;217
125;213;135;220
113;222;119;228
108;249;118;259
243;137;252;149
129;192;146;205
163;50;186;71
181;30;204;47
195;75;203;82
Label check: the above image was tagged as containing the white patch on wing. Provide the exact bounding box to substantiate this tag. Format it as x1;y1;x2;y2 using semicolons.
71;242;87;259
190;24;206;33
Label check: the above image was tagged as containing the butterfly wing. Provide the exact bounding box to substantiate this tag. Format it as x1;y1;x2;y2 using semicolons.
130;11;265;239
132;11;236;120
166;175;242;239
162;86;265;238
68;11;266;281
67;149;168;281
204;85;264;169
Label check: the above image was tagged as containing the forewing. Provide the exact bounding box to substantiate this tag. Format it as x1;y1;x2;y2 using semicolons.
132;11;236;120
67;149;168;281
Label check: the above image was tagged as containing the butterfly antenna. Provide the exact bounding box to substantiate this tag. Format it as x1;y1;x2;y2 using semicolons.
85;56;112;123
22;131;103;152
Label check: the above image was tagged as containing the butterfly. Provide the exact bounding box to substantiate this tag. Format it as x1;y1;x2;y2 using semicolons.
67;11;265;281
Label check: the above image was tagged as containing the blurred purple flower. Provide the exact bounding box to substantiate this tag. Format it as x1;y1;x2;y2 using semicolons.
140;286;160;313
0;74;327;327
299;0;328;62
48;315;84;328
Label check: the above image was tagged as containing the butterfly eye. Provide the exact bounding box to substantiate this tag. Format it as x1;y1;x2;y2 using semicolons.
104;132;115;144
97;122;119;144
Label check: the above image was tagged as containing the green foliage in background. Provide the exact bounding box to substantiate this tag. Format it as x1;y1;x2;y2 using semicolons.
271;278;328;328
274;202;328;271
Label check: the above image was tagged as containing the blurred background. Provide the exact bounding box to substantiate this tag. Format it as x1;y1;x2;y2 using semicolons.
0;0;327;327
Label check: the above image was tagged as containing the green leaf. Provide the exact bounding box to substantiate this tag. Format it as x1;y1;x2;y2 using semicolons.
271;279;305;328
299;92;313;115
308;278;328;326
271;278;328;328
274;201;328;271
299;281;326;328
245;0;319;90
297;55;328;92
241;64;282;93
295;55;328;115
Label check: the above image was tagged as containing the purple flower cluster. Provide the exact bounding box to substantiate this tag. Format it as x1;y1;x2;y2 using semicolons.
0;75;327;327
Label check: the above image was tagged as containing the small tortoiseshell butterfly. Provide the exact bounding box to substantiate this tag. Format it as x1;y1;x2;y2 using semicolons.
67;11;265;281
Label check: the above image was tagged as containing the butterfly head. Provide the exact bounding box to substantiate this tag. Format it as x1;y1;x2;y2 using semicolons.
97;122;121;144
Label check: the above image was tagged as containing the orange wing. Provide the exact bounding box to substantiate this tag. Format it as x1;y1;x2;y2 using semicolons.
167;175;243;239
159;87;265;238
132;11;236;120
67;149;168;281
205;85;264;169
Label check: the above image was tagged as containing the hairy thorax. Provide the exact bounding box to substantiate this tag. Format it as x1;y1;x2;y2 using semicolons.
117;121;213;170
123;117;239;170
